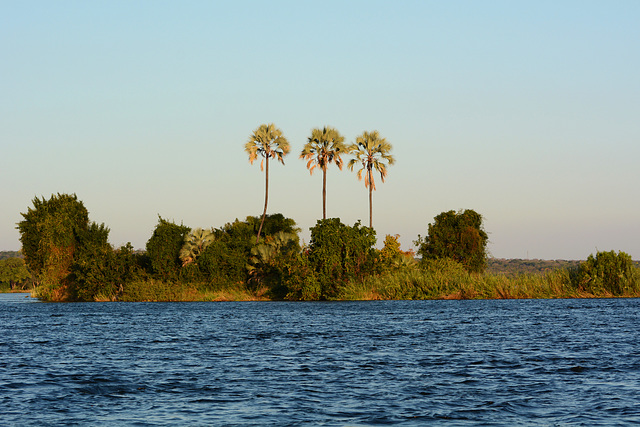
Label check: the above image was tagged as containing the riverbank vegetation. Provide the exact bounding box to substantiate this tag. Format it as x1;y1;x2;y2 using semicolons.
11;123;640;301
14;193;640;302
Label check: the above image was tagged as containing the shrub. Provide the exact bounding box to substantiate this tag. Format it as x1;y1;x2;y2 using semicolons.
146;217;190;281
17;193;90;286
416;209;488;273
307;218;377;299
573;250;640;296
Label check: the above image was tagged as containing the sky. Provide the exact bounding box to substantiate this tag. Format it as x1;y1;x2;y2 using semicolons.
2;0;639;260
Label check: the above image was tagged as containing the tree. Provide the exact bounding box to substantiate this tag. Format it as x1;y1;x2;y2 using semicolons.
146;216;190;280
300;126;348;219
244;123;290;243
0;258;31;290
70;223;141;301
307;218;377;299
348;130;395;228
416;209;488;273
17;193;90;285
573;250;640;296
379;234;417;270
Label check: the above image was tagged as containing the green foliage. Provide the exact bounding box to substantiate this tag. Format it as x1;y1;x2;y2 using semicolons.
198;219;253;288
146;216;190;281
572;250;640;296
17;193;89;285
416;209;488;273
282;253;321;301
0;258;32;290
196;214;300;290
247;231;299;297
379;234;417;270
179;228;216;266
307;218;377;299
341;258;579;301
120;278;199;302
245;213;301;243
71;221;142;301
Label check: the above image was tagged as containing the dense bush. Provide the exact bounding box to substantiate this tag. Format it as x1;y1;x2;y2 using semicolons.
281;253;321;301
0;258;31;290
146;217;190;281
416;209;488;273
572;250;640;296
195;214;301;290
17;193;90;285
71;221;142;301
307;218;377;299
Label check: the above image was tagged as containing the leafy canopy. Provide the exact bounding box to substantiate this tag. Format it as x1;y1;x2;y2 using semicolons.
17;193;90;284
416;209;488;273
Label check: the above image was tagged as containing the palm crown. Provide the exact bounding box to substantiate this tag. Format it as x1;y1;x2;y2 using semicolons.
244;123;290;170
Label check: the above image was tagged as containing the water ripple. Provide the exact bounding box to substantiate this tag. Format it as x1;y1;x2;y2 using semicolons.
1;295;640;425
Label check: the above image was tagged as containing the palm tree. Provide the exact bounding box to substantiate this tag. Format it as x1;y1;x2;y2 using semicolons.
244;123;290;243
348;130;395;228
300;126;347;219
179;228;215;266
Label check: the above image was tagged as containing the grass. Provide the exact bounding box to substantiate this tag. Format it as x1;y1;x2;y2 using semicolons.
339;261;640;301
118;279;267;302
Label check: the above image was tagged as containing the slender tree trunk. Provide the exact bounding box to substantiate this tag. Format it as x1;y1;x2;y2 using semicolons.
368;167;373;228
257;155;269;243
322;167;327;220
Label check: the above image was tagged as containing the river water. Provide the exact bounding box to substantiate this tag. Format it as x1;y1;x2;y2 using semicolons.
1;293;639;425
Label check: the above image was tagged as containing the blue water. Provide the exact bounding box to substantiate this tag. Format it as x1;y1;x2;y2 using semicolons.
1;293;639;425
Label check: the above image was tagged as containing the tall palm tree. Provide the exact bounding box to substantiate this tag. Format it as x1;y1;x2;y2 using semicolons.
348;130;395;228
300;126;347;219
244;123;290;243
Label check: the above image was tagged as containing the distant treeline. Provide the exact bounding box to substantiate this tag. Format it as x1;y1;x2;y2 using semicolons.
487;258;640;276
0;251;23;261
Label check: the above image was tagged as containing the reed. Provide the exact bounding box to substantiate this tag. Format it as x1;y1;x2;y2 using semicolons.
340;262;640;301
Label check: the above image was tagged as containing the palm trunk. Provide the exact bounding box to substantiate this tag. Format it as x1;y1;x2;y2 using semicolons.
257;155;269;243
368;167;373;229
322;167;327;220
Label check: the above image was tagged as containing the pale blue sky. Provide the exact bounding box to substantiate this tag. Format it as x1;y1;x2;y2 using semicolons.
2;1;639;259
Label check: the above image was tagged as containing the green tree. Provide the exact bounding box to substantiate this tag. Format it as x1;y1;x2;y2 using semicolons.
244;123;290;243
70;222;141;301
379;234;417;270
573;250;640;296
300;126;348;219
416;209;488;273
0;258;31;290
17;193;90;286
307;218;377;299
146;216;190;280
348;130;395;228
